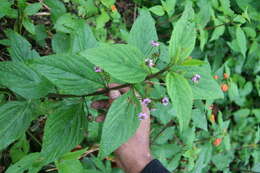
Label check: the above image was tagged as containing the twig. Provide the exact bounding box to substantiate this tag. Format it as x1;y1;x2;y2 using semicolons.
26;131;42;147
35;12;51;16
47;65;172;99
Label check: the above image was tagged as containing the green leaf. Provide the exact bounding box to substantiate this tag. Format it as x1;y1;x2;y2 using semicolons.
41;102;87;163
30;54;103;95
80;44;148;83
10;135;30;163
100;0;115;8
166;73;193;131
128;10;158;57
44;0;66;22
174;63;224;100
149;5;165;16
5;30;40;61
169;2;196;64
192;144;212;173
56;150;86;173
96;9;110;29
210;18;225;42
52;32;71;53
192;109;208;131
0;61;54;99
161;0;176;17
181;59;206;66
70;21;98;53
99;91;141;159
54;13;77;33
6;153;43;173
0;101;35;150
22;17;36;35
24;3;42;15
57;159;84;173
236;26;247;57
196;0;212;28
0;0;17;18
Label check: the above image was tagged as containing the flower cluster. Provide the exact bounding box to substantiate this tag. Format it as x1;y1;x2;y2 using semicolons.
161;97;169;106
94;66;102;72
145;58;155;67
150;40;160;47
191;74;201;83
138;112;148;120
142;98;151;105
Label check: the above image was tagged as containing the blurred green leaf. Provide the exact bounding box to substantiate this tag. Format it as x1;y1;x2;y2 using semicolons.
24;3;42;16
0;101;35;150
149;5;165;16
236;26;247;57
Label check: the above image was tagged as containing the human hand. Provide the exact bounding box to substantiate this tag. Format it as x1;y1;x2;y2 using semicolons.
91;84;152;173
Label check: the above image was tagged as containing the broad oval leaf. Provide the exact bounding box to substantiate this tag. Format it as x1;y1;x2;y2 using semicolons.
99;91;141;159
5;30;40;61
30;54;104;95
173;62;224;100
169;2;196;64
6;153;43;173
128;10;158;57
70;21;98;53
166;73;193;131
236;26;247;57
0;101;35;150
41;102;87;163
80;44;148;83
0;61;54;99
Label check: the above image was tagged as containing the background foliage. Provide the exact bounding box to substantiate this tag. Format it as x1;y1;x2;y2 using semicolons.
0;0;259;172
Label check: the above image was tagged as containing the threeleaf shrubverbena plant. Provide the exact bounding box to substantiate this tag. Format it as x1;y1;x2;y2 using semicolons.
0;2;224;172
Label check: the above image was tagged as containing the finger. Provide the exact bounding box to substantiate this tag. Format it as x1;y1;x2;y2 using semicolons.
108;83;130;94
95;114;106;122
109;90;121;100
91;100;109;109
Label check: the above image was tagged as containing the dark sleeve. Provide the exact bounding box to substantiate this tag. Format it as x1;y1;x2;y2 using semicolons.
140;159;170;173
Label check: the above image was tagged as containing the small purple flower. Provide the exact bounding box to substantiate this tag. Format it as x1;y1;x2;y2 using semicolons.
151;40;160;47
191;74;201;83
94;66;102;72
142;98;151;105
145;58;155;67
161;97;169;106
138;112;148;120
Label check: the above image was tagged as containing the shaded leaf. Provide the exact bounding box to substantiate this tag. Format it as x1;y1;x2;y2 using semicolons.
0;61;53;99
0;101;35;150
41;102;87;163
30;54;103;95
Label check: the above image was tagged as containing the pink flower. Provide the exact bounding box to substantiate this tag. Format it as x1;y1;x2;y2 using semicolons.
94;66;102;72
161;97;169;106
138;112;148;120
145;58;155;67
142;98;151;105
191;74;201;83
151;40;160;47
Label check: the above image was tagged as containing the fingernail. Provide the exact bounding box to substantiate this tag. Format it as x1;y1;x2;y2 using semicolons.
109;90;121;99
